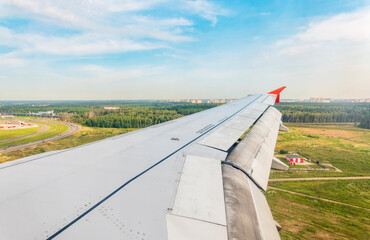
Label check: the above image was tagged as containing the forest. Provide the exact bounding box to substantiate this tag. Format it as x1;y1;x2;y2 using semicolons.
1;101;369;129
74;104;220;128
275;103;369;124
358;114;370;129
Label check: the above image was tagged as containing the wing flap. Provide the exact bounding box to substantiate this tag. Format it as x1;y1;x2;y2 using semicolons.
222;164;280;240
166;214;227;240
171;155;226;226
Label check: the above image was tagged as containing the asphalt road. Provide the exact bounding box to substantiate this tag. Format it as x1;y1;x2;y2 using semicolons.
0;122;81;153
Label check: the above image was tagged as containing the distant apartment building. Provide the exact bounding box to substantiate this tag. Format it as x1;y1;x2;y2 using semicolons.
350;98;370;103
310;97;331;103
280;99;302;103
162;98;237;104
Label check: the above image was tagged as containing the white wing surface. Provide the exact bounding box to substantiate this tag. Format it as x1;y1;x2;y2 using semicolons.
0;88;287;240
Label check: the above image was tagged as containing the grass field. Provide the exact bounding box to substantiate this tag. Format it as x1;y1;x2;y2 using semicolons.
0;121;68;148
267;123;370;239
271;123;370;179
269;179;370;209
0;126;42;141
267;189;370;240
0;126;135;163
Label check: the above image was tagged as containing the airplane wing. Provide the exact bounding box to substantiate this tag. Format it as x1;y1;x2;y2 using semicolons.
0;87;288;240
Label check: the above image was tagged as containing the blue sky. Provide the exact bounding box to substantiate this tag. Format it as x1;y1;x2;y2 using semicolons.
0;0;369;100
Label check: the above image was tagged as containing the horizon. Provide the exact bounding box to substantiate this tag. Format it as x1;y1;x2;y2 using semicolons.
1;97;370;103
1;0;370;100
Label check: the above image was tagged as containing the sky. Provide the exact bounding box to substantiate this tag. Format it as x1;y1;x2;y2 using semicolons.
0;0;370;100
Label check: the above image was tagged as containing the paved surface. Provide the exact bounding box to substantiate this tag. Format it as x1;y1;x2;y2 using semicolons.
268;186;370;211
0;124;50;143
269;176;370;182
0;122;81;153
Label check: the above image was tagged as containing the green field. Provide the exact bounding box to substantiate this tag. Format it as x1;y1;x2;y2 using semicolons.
0;121;68;148
267;123;370;239
267;189;370;240
271;123;370;179
0;126;42;141
0;126;135;163
269;180;370;209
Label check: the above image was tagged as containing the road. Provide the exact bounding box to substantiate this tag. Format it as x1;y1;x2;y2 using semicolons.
269;176;370;182
0;122;81;153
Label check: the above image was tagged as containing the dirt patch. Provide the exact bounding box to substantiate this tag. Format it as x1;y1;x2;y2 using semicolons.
299;128;365;140
285;220;307;234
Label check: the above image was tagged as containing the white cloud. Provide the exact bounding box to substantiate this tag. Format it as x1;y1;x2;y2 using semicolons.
278;7;370;55
183;0;228;26
0;0;168;28
0;53;26;66
79;64;165;80
0;0;225;57
0;26;167;55
1;0;90;29
30;35;166;55
278;43;320;56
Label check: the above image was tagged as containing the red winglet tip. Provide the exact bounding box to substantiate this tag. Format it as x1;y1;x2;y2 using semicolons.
268;86;286;103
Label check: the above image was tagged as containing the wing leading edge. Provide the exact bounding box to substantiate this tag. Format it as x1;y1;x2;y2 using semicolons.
0;88;287;240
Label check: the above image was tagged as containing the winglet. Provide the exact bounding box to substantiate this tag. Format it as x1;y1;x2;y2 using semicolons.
268;86;286;103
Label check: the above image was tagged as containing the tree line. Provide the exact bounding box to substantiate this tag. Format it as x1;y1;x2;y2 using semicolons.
72;104;220;129
358;114;370;129
1;101;368;129
275;103;369;125
63;102;370;129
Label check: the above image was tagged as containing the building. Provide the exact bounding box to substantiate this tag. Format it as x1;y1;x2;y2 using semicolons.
309;97;331;103
285;154;304;165
29;110;55;116
0;120;34;129
0;115;15;119
103;106;120;110
8;120;25;125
